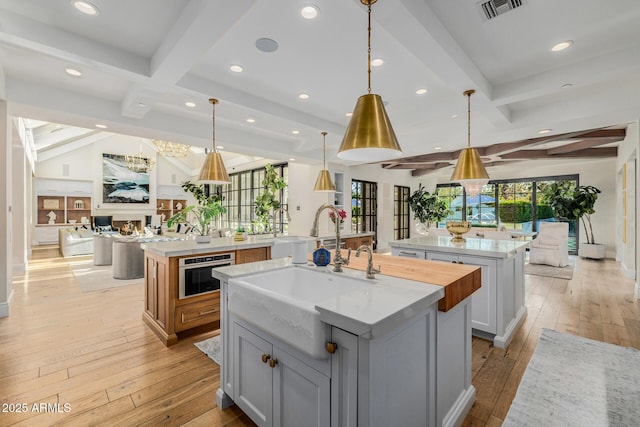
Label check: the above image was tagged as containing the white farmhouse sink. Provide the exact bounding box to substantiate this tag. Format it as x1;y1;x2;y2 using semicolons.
228;267;369;359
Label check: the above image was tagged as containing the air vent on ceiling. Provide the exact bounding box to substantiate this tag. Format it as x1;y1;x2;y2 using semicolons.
477;0;525;21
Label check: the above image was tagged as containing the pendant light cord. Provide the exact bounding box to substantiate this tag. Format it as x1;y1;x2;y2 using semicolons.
464;89;475;149
210;98;218;153
321;131;328;168
367;3;372;94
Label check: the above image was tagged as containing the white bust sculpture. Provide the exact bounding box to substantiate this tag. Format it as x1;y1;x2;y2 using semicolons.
47;210;57;224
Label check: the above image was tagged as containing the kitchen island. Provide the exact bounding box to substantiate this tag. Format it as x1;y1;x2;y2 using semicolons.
213;255;481;427
140;236;275;346
390;235;529;348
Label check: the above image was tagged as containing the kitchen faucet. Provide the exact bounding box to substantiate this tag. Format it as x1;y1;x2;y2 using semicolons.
272;206;291;237
355;244;380;279
310;204;350;272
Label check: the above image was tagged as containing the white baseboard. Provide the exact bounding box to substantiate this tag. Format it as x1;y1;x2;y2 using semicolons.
621;262;636;279
635;282;640;300
0;289;14;317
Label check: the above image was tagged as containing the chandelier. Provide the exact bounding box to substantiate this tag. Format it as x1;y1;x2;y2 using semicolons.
152;140;191;158
125;145;155;173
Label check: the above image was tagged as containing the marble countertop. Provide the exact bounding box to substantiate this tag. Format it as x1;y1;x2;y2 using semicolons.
316;231;374;240
390;235;529;258
213;259;444;339
141;236;276;257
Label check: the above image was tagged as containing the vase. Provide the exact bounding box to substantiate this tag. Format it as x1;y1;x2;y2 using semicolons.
195;235;211;243
415;222;428;235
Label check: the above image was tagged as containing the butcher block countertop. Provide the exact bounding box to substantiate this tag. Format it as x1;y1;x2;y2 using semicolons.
318;252;481;312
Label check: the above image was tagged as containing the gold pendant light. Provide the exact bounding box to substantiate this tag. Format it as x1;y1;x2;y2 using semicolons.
314;131;336;192
198;98;231;185
450;89;489;197
337;0;402;162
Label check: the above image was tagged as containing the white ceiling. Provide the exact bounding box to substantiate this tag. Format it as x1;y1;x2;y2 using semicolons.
1;0;639;169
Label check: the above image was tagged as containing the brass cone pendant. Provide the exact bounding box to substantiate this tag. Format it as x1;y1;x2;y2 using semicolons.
450;147;489;182
198;151;230;184
337;93;402;161
313;169;336;192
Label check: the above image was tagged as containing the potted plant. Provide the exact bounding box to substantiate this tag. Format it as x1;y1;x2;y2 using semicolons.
254;163;287;233
408;184;451;232
234;226;247;241
545;182;603;258
167;181;226;243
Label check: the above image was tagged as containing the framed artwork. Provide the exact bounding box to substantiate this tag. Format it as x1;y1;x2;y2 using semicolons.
43;199;60;209
102;153;150;204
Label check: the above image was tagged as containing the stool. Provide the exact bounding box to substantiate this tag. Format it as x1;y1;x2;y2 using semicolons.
112;239;144;279
93;235;114;266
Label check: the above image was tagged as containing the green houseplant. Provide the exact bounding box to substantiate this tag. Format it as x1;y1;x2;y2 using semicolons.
167;181;226;242
254;164;287;233
544;182;603;258
408;184;451;230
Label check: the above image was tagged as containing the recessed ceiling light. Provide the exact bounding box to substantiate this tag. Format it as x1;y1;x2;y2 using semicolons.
451;114;458;119
561;83;573;89
300;5;319;19
138;102;146;107
434;146;442;150
71;1;99;16
538;129;552;134
345;112;353;117
95;124;107;129
185;101;196;108
371;58;384;67
551;40;573;52
298;93;310;100
229;64;243;73
256;38;279;53
291;130;300;134
289;158;296;161
217;146;224;150
246;118;256;123
65;67;82;77
415;88;428;95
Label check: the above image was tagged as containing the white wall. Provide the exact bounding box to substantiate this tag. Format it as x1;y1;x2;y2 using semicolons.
36;134;194;217
0;100;13;317
616;121;639;290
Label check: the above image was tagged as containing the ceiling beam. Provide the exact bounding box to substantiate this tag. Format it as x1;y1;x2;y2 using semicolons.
547;137;622;155
500;147;617;160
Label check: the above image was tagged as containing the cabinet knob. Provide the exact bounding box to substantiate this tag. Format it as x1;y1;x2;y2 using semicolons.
326;342;338;354
261;354;271;363
269;358;278;368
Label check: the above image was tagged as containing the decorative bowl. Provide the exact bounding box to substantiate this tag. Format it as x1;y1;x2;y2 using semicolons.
446;221;471;242
69;220;77;224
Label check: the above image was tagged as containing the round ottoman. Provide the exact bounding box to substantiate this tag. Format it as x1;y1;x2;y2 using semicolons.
112;239;144;279
93;235;114;266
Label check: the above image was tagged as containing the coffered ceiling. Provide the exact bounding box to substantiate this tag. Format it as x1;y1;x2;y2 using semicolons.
0;0;638;172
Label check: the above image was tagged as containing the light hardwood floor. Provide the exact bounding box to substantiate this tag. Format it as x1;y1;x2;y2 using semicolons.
1;248;638;426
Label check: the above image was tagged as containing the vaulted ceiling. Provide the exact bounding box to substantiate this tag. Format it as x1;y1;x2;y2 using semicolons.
1;0;638;171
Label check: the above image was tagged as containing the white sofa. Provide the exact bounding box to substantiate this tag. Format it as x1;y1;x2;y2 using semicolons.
59;227;94;257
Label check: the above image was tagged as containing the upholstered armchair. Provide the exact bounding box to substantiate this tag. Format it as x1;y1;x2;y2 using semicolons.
529;222;569;267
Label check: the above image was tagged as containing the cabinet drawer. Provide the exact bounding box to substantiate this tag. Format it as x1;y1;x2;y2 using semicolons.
236;247;268;264
391;248;427;259
175;293;220;332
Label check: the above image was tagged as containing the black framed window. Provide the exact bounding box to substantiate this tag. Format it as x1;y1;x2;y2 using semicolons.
352;179;377;249
394;185;410;240
220;163;288;233
436;174;579;254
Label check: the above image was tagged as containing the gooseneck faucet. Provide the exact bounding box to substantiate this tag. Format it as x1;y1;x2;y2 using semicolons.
356;244;380;279
272;206;291;237
310;204;350;272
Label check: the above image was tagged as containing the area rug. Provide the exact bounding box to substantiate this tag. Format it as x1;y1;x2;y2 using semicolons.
195;335;221;365
503;329;640;427
525;258;574;280
70;260;142;292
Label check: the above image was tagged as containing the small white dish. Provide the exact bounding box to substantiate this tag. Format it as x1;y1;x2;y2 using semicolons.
69;220;77;224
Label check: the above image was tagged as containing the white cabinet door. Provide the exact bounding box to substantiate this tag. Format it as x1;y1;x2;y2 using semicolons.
330;327;358;427
273;347;331;427
459;255;497;334
426;252;497;334
391;248;427;259
233;322;273;427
